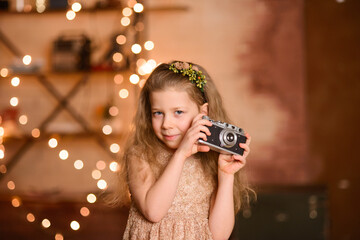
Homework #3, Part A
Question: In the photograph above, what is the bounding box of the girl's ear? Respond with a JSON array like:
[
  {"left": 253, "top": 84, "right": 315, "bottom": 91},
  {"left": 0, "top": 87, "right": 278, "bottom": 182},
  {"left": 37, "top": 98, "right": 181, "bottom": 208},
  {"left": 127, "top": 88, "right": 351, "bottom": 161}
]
[{"left": 200, "top": 103, "right": 208, "bottom": 115}]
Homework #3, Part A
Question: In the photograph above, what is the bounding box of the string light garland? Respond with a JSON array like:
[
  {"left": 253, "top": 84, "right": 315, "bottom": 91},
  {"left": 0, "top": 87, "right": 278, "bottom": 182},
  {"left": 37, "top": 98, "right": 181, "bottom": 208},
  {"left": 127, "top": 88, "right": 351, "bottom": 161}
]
[{"left": 0, "top": 1, "right": 157, "bottom": 238}]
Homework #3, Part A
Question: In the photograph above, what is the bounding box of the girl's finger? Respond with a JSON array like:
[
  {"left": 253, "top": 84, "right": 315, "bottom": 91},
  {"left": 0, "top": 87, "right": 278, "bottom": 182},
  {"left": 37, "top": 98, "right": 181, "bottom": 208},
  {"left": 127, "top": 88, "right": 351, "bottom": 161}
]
[
  {"left": 233, "top": 154, "right": 246, "bottom": 164},
  {"left": 192, "top": 113, "right": 206, "bottom": 125},
  {"left": 245, "top": 133, "right": 252, "bottom": 145},
  {"left": 240, "top": 143, "right": 250, "bottom": 154},
  {"left": 197, "top": 132, "right": 208, "bottom": 142},
  {"left": 197, "top": 144, "right": 210, "bottom": 152}
]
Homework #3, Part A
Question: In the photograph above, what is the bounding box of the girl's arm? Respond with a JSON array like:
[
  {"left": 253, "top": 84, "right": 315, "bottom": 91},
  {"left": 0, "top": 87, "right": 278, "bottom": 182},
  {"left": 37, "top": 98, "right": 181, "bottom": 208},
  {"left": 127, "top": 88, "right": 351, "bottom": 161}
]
[
  {"left": 127, "top": 150, "right": 187, "bottom": 223},
  {"left": 128, "top": 114, "right": 212, "bottom": 223},
  {"left": 208, "top": 134, "right": 251, "bottom": 240}
]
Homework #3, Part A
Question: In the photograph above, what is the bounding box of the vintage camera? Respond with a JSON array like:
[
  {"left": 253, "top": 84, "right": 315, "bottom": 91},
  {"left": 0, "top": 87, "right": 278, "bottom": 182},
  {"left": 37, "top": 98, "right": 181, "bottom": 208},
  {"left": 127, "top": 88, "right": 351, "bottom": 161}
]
[{"left": 198, "top": 116, "right": 247, "bottom": 155}]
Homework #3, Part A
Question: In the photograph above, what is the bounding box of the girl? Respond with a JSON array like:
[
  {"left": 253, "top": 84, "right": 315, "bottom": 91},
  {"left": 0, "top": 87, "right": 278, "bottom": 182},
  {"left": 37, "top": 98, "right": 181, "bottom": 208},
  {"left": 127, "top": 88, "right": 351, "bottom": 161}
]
[{"left": 116, "top": 61, "right": 254, "bottom": 240}]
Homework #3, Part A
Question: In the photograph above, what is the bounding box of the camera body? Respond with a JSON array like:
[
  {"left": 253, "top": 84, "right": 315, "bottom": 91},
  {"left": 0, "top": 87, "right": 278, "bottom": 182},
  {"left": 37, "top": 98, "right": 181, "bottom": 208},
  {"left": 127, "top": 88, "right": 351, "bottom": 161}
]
[{"left": 198, "top": 116, "right": 247, "bottom": 156}]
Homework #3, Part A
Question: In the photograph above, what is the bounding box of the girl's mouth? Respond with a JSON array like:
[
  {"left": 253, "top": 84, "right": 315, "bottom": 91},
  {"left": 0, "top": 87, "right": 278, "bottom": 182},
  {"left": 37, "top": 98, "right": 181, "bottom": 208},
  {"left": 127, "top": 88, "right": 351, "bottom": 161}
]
[{"left": 164, "top": 134, "right": 178, "bottom": 141}]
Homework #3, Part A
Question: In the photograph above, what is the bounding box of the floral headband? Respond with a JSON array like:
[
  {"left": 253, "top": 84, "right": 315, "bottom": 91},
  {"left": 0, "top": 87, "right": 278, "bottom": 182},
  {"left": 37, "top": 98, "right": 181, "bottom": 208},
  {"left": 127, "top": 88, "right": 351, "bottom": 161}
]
[{"left": 169, "top": 61, "right": 207, "bottom": 92}]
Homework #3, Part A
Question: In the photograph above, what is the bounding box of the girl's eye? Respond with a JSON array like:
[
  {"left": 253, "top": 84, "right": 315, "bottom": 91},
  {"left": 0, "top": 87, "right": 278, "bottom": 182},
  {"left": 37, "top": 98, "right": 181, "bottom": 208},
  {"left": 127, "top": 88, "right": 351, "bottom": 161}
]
[
  {"left": 175, "top": 110, "right": 184, "bottom": 115},
  {"left": 153, "top": 111, "right": 163, "bottom": 116}
]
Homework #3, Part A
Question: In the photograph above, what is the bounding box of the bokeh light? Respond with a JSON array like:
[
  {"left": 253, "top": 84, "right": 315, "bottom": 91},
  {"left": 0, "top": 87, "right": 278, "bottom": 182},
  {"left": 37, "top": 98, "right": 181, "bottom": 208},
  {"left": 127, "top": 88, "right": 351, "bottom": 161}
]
[
  {"left": 74, "top": 159, "right": 84, "bottom": 170},
  {"left": 11, "top": 77, "right": 20, "bottom": 87},
  {"left": 92, "top": 169, "right": 101, "bottom": 180},
  {"left": 119, "top": 89, "right": 129, "bottom": 99},
  {"left": 59, "top": 150, "right": 69, "bottom": 160},
  {"left": 80, "top": 207, "right": 90, "bottom": 217},
  {"left": 87, "top": 193, "right": 97, "bottom": 203},
  {"left": 19, "top": 115, "right": 28, "bottom": 125},
  {"left": 70, "top": 220, "right": 80, "bottom": 231},
  {"left": 22, "top": 55, "right": 32, "bottom": 65},
  {"left": 26, "top": 213, "right": 35, "bottom": 222},
  {"left": 116, "top": 35, "right": 127, "bottom": 45},
  {"left": 48, "top": 138, "right": 58, "bottom": 148},
  {"left": 96, "top": 160, "right": 106, "bottom": 170},
  {"left": 66, "top": 10, "right": 76, "bottom": 20},
  {"left": 133, "top": 3, "right": 144, "bottom": 13},
  {"left": 10, "top": 97, "right": 19, "bottom": 107},
  {"left": 144, "top": 41, "right": 154, "bottom": 50},
  {"left": 110, "top": 143, "right": 120, "bottom": 153}
]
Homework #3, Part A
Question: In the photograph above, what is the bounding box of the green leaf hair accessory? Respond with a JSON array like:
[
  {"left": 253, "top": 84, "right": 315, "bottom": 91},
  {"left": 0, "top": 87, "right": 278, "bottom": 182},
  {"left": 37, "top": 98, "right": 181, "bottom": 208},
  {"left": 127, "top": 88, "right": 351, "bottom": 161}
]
[{"left": 169, "top": 61, "right": 207, "bottom": 92}]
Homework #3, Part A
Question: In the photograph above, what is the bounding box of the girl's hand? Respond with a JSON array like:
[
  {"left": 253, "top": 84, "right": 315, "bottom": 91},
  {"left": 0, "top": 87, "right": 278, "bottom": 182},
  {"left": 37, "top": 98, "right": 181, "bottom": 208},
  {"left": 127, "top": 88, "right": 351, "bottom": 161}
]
[
  {"left": 218, "top": 133, "right": 251, "bottom": 175},
  {"left": 176, "top": 114, "right": 212, "bottom": 158}
]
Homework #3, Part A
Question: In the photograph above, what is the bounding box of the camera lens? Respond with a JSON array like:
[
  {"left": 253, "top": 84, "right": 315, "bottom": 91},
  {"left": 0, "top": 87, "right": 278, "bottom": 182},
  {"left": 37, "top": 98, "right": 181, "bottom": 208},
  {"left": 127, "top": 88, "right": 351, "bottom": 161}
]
[
  {"left": 220, "top": 130, "right": 237, "bottom": 148},
  {"left": 226, "top": 133, "right": 235, "bottom": 142}
]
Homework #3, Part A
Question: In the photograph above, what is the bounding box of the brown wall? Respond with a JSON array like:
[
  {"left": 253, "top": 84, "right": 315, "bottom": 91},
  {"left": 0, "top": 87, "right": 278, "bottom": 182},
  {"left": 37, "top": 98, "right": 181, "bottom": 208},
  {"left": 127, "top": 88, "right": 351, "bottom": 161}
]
[{"left": 305, "top": 0, "right": 360, "bottom": 239}]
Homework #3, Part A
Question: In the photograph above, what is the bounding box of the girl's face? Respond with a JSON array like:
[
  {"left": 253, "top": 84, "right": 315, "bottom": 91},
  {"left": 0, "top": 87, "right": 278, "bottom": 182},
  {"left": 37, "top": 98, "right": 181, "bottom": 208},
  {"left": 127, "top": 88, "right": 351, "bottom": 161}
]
[{"left": 150, "top": 88, "right": 200, "bottom": 150}]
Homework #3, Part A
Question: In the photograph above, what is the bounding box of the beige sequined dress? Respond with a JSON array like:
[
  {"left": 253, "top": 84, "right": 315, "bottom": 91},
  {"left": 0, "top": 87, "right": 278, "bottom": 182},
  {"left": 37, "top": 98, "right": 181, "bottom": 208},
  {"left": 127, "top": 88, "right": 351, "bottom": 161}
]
[{"left": 123, "top": 151, "right": 215, "bottom": 240}]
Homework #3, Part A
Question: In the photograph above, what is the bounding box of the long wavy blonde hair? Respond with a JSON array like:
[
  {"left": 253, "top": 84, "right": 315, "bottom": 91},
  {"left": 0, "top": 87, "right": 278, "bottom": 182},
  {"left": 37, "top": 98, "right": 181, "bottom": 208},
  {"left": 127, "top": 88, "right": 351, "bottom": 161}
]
[{"left": 113, "top": 61, "right": 254, "bottom": 213}]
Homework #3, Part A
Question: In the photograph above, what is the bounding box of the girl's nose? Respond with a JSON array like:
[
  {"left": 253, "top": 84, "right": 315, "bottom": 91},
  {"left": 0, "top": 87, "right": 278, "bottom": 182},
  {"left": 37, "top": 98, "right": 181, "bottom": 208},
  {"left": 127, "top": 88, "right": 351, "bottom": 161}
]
[{"left": 162, "top": 115, "right": 173, "bottom": 129}]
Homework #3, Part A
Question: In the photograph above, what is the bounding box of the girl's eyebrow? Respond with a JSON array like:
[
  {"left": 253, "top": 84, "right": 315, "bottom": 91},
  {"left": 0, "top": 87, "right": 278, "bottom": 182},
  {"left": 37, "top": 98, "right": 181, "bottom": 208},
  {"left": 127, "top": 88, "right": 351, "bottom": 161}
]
[{"left": 151, "top": 106, "right": 186, "bottom": 111}]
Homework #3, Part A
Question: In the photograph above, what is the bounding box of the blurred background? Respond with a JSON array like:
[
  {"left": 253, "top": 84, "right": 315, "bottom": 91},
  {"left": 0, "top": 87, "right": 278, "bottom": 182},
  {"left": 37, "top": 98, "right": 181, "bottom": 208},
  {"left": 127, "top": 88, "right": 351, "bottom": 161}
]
[{"left": 0, "top": 0, "right": 359, "bottom": 239}]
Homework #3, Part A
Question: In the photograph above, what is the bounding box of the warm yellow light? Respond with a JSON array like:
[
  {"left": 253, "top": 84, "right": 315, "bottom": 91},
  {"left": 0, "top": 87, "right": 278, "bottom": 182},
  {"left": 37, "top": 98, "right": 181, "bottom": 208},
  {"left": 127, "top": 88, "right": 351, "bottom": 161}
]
[
  {"left": 112, "top": 52, "right": 123, "bottom": 63},
  {"left": 74, "top": 160, "right": 84, "bottom": 170},
  {"left": 42, "top": 219, "right": 51, "bottom": 228},
  {"left": 19, "top": 115, "right": 28, "bottom": 125},
  {"left": 10, "top": 97, "right": 19, "bottom": 106},
  {"left": 110, "top": 143, "right": 120, "bottom": 153},
  {"left": 147, "top": 59, "right": 157, "bottom": 69},
  {"left": 11, "top": 197, "right": 21, "bottom": 207},
  {"left": 72, "top": 2, "right": 82, "bottom": 12},
  {"left": 121, "top": 17, "right": 131, "bottom": 26},
  {"left": 138, "top": 67, "right": 146, "bottom": 76},
  {"left": 22, "top": 55, "right": 32, "bottom": 65},
  {"left": 31, "top": 128, "right": 41, "bottom": 138},
  {"left": 119, "top": 89, "right": 129, "bottom": 99},
  {"left": 7, "top": 181, "right": 15, "bottom": 190},
  {"left": 36, "top": 5, "right": 46, "bottom": 13},
  {"left": 0, "top": 127, "right": 4, "bottom": 137},
  {"left": 116, "top": 35, "right": 127, "bottom": 45},
  {"left": 70, "top": 220, "right": 80, "bottom": 231},
  {"left": 144, "top": 41, "right": 154, "bottom": 51},
  {"left": 102, "top": 125, "right": 112, "bottom": 135},
  {"left": 114, "top": 74, "right": 123, "bottom": 84},
  {"left": 55, "top": 233, "right": 64, "bottom": 240},
  {"left": 131, "top": 44, "right": 142, "bottom": 54},
  {"left": 66, "top": 10, "right": 76, "bottom": 20},
  {"left": 59, "top": 150, "right": 69, "bottom": 160},
  {"left": 96, "top": 160, "right": 106, "bottom": 170},
  {"left": 109, "top": 161, "right": 120, "bottom": 172},
  {"left": 0, "top": 164, "right": 7, "bottom": 173},
  {"left": 136, "top": 58, "right": 146, "bottom": 67},
  {"left": 87, "top": 193, "right": 97, "bottom": 203},
  {"left": 80, "top": 207, "right": 90, "bottom": 217},
  {"left": 26, "top": 213, "right": 35, "bottom": 222},
  {"left": 0, "top": 149, "right": 4, "bottom": 159},
  {"left": 122, "top": 7, "right": 133, "bottom": 16},
  {"left": 109, "top": 106, "right": 119, "bottom": 117},
  {"left": 91, "top": 169, "right": 101, "bottom": 180},
  {"left": 129, "top": 74, "right": 140, "bottom": 84},
  {"left": 0, "top": 68, "right": 9, "bottom": 77},
  {"left": 48, "top": 138, "right": 58, "bottom": 148},
  {"left": 11, "top": 77, "right": 20, "bottom": 87},
  {"left": 97, "top": 179, "right": 108, "bottom": 190},
  {"left": 133, "top": 3, "right": 144, "bottom": 13},
  {"left": 127, "top": 0, "right": 137, "bottom": 8},
  {"left": 139, "top": 61, "right": 154, "bottom": 75}
]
